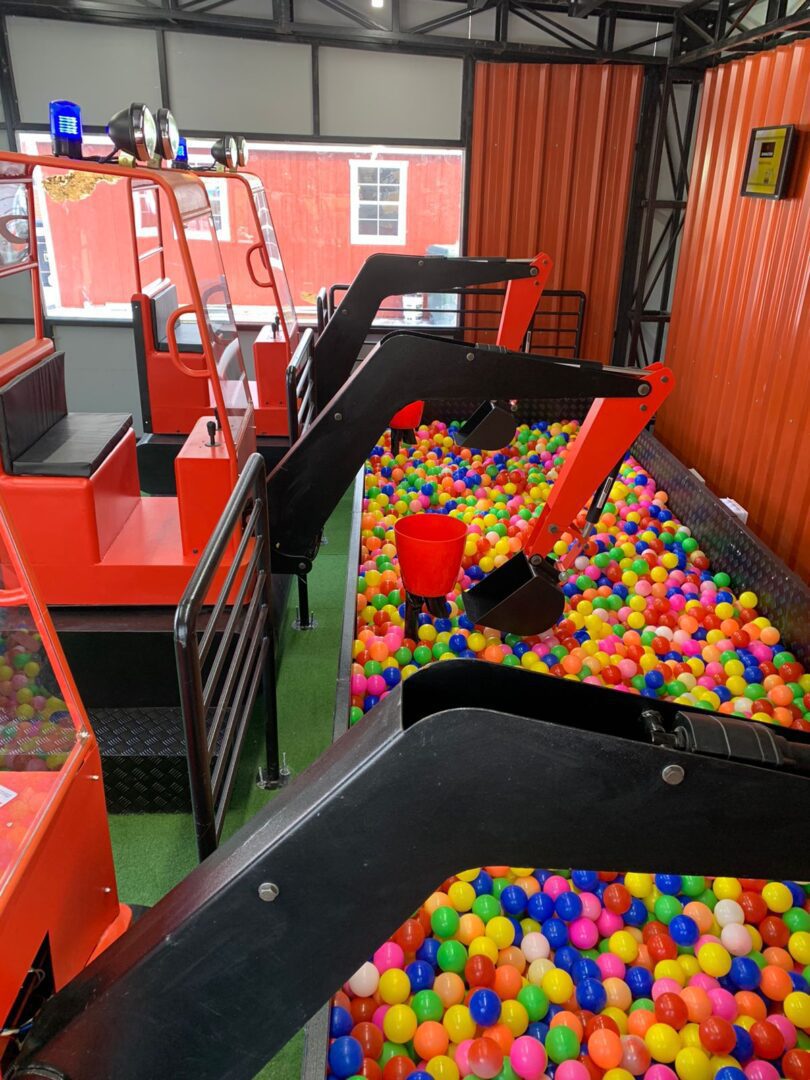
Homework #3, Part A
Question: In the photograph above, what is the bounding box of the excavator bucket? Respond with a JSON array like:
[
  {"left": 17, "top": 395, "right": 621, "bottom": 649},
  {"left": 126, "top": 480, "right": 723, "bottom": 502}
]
[
  {"left": 462, "top": 550, "right": 565, "bottom": 635},
  {"left": 457, "top": 401, "right": 517, "bottom": 450}
]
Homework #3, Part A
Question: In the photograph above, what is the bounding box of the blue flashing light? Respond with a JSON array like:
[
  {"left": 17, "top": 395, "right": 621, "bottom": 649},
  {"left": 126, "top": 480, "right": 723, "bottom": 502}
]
[
  {"left": 175, "top": 137, "right": 189, "bottom": 167},
  {"left": 49, "top": 100, "right": 83, "bottom": 159}
]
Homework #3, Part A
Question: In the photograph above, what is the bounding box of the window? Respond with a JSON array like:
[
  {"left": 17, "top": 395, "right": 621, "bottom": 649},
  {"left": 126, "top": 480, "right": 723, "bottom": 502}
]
[
  {"left": 188, "top": 178, "right": 230, "bottom": 241},
  {"left": 350, "top": 160, "right": 407, "bottom": 245}
]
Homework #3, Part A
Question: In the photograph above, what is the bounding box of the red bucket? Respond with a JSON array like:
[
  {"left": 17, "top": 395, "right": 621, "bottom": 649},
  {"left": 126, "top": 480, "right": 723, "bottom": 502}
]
[
  {"left": 390, "top": 400, "right": 424, "bottom": 430},
  {"left": 395, "top": 513, "right": 467, "bottom": 598}
]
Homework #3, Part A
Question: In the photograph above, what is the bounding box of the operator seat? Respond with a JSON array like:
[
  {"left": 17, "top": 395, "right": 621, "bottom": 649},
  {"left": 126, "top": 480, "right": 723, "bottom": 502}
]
[{"left": 0, "top": 350, "right": 132, "bottom": 478}]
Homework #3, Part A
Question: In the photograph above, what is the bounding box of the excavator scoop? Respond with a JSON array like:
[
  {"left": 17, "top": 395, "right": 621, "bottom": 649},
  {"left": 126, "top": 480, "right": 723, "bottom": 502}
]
[
  {"left": 462, "top": 551, "right": 565, "bottom": 635},
  {"left": 457, "top": 401, "right": 517, "bottom": 450}
]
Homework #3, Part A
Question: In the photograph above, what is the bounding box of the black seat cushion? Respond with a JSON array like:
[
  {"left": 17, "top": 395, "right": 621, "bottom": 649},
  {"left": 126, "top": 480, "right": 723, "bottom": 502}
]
[
  {"left": 13, "top": 413, "right": 133, "bottom": 478},
  {"left": 0, "top": 351, "right": 67, "bottom": 473}
]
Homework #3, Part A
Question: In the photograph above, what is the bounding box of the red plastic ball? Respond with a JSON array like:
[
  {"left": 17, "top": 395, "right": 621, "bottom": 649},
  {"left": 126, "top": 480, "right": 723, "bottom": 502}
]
[
  {"left": 394, "top": 918, "right": 425, "bottom": 955},
  {"left": 603, "top": 884, "right": 632, "bottom": 915},
  {"left": 655, "top": 992, "right": 689, "bottom": 1031},
  {"left": 699, "top": 1017, "right": 736, "bottom": 1055},
  {"left": 739, "top": 891, "right": 768, "bottom": 923},
  {"left": 759, "top": 916, "right": 790, "bottom": 948},
  {"left": 647, "top": 934, "right": 678, "bottom": 962},
  {"left": 783, "top": 1050, "right": 810, "bottom": 1080},
  {"left": 465, "top": 955, "right": 496, "bottom": 988},
  {"left": 353, "top": 1022, "right": 384, "bottom": 1060},
  {"left": 467, "top": 1037, "right": 504, "bottom": 1080},
  {"left": 749, "top": 1020, "right": 785, "bottom": 1060}
]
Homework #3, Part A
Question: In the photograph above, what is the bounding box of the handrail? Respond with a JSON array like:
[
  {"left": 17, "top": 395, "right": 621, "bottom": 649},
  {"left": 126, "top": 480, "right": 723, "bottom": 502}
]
[
  {"left": 285, "top": 327, "right": 316, "bottom": 445},
  {"left": 174, "top": 453, "right": 280, "bottom": 861}
]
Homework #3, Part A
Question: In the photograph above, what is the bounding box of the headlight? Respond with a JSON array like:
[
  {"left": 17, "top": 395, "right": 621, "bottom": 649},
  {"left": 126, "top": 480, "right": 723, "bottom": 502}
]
[
  {"left": 156, "top": 108, "right": 180, "bottom": 161},
  {"left": 211, "top": 135, "right": 238, "bottom": 170},
  {"left": 107, "top": 103, "right": 157, "bottom": 163},
  {"left": 235, "top": 136, "right": 249, "bottom": 167}
]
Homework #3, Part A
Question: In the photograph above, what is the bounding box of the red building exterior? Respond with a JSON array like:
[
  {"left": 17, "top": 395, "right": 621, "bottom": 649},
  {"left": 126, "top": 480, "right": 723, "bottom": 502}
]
[{"left": 26, "top": 137, "right": 464, "bottom": 319}]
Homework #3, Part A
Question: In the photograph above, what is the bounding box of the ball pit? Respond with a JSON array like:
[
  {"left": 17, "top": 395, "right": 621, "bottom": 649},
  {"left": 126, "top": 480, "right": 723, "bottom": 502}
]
[
  {"left": 0, "top": 625, "right": 75, "bottom": 880},
  {"left": 332, "top": 419, "right": 810, "bottom": 1079},
  {"left": 351, "top": 420, "right": 809, "bottom": 729},
  {"left": 328, "top": 870, "right": 810, "bottom": 1080}
]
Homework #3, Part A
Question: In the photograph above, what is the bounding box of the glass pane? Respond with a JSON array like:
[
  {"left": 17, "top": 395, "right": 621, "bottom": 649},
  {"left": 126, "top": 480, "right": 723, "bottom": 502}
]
[
  {"left": 358, "top": 204, "right": 377, "bottom": 220},
  {"left": 379, "top": 185, "right": 400, "bottom": 202},
  {"left": 378, "top": 168, "right": 400, "bottom": 185},
  {"left": 358, "top": 220, "right": 378, "bottom": 235},
  {"left": 379, "top": 220, "right": 398, "bottom": 236},
  {"left": 358, "top": 185, "right": 378, "bottom": 201},
  {"left": 0, "top": 525, "right": 85, "bottom": 893},
  {"left": 249, "top": 184, "right": 298, "bottom": 335},
  {"left": 379, "top": 205, "right": 399, "bottom": 221},
  {"left": 357, "top": 167, "right": 378, "bottom": 184}
]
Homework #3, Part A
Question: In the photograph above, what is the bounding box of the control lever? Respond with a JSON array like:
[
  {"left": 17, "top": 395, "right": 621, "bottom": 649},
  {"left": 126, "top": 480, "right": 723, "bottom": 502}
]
[{"left": 206, "top": 420, "right": 217, "bottom": 447}]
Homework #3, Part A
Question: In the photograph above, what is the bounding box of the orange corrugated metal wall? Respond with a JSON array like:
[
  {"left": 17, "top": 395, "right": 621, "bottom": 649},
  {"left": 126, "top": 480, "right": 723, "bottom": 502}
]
[
  {"left": 659, "top": 41, "right": 810, "bottom": 580},
  {"left": 467, "top": 62, "right": 643, "bottom": 363}
]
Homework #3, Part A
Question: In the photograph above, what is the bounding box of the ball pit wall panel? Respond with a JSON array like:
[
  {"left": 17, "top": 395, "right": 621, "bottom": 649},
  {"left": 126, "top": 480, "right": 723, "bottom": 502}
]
[
  {"left": 661, "top": 40, "right": 810, "bottom": 581},
  {"left": 467, "top": 62, "right": 643, "bottom": 364}
]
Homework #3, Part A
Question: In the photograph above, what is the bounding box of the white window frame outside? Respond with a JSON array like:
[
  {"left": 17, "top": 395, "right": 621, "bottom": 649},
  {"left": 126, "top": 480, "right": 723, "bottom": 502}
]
[
  {"left": 349, "top": 159, "right": 408, "bottom": 246},
  {"left": 187, "top": 177, "right": 231, "bottom": 242}
]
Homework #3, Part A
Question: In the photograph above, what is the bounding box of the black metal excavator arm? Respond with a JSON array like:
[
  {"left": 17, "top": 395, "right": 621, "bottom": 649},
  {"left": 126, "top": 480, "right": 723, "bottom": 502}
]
[
  {"left": 10, "top": 662, "right": 810, "bottom": 1080},
  {"left": 312, "top": 254, "right": 546, "bottom": 410},
  {"left": 268, "top": 330, "right": 658, "bottom": 576}
]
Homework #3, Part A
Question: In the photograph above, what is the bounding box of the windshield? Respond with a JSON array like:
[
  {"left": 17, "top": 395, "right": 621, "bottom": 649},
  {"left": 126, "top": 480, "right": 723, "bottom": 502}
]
[{"left": 246, "top": 176, "right": 298, "bottom": 336}]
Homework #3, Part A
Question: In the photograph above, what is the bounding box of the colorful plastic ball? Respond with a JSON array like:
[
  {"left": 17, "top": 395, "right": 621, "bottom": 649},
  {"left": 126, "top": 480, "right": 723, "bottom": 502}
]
[
  {"left": 467, "top": 1037, "right": 504, "bottom": 1080},
  {"left": 330, "top": 1037, "right": 365, "bottom": 1078},
  {"left": 783, "top": 1049, "right": 810, "bottom": 1080},
  {"left": 674, "top": 1047, "right": 711, "bottom": 1080},
  {"left": 749, "top": 1020, "right": 785, "bottom": 1060},
  {"left": 384, "top": 1005, "right": 418, "bottom": 1044},
  {"left": 425, "top": 1055, "right": 459, "bottom": 1080},
  {"left": 350, "top": 962, "right": 381, "bottom": 998},
  {"left": 380, "top": 969, "right": 411, "bottom": 1005},
  {"left": 332, "top": 1006, "right": 354, "bottom": 1038},
  {"left": 588, "top": 1029, "right": 623, "bottom": 1069},
  {"left": 621, "top": 1034, "right": 652, "bottom": 1074},
  {"left": 698, "top": 1017, "right": 736, "bottom": 1055},
  {"left": 542, "top": 968, "right": 575, "bottom": 1005},
  {"left": 546, "top": 1025, "right": 581, "bottom": 1064},
  {"left": 413, "top": 1022, "right": 449, "bottom": 1061},
  {"left": 437, "top": 941, "right": 467, "bottom": 974},
  {"left": 470, "top": 988, "right": 502, "bottom": 1028},
  {"left": 443, "top": 1004, "right": 476, "bottom": 1043},
  {"left": 697, "top": 944, "right": 732, "bottom": 978},
  {"left": 784, "top": 991, "right": 810, "bottom": 1029},
  {"left": 645, "top": 1023, "right": 682, "bottom": 1063},
  {"left": 412, "top": 990, "right": 445, "bottom": 1024},
  {"left": 510, "top": 1036, "right": 547, "bottom": 1080},
  {"left": 670, "top": 916, "right": 700, "bottom": 947}
]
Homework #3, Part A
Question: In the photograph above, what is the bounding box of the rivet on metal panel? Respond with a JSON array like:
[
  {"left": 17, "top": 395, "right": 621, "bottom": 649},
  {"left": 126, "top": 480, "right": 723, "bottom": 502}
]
[
  {"left": 662, "top": 764, "right": 685, "bottom": 785},
  {"left": 466, "top": 352, "right": 474, "bottom": 361},
  {"left": 258, "top": 882, "right": 280, "bottom": 902}
]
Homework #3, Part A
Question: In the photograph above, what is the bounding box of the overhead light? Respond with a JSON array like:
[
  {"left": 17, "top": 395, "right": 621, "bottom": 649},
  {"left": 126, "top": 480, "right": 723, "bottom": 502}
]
[
  {"left": 235, "top": 135, "right": 249, "bottom": 167},
  {"left": 156, "top": 108, "right": 180, "bottom": 161},
  {"left": 371, "top": 0, "right": 384, "bottom": 7},
  {"left": 49, "top": 100, "right": 84, "bottom": 160},
  {"left": 107, "top": 103, "right": 157, "bottom": 163},
  {"left": 211, "top": 135, "right": 238, "bottom": 170}
]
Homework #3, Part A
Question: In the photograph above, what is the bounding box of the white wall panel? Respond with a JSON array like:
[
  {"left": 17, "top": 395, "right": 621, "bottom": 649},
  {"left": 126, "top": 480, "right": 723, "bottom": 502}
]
[
  {"left": 8, "top": 18, "right": 161, "bottom": 125},
  {"left": 319, "top": 48, "right": 463, "bottom": 139},
  {"left": 55, "top": 325, "right": 144, "bottom": 434},
  {"left": 165, "top": 33, "right": 313, "bottom": 134}
]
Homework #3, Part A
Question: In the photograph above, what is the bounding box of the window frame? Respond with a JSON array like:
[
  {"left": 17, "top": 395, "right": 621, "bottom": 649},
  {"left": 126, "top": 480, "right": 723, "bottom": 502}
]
[{"left": 349, "top": 159, "right": 408, "bottom": 246}]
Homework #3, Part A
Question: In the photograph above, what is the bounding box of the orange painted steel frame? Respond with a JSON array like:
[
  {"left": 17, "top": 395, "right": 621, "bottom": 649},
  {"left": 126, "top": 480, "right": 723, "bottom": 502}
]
[
  {"left": 0, "top": 504, "right": 129, "bottom": 1069},
  {"left": 389, "top": 251, "right": 553, "bottom": 430},
  {"left": 524, "top": 363, "right": 674, "bottom": 562},
  {"left": 132, "top": 169, "right": 297, "bottom": 437},
  {"left": 0, "top": 151, "right": 255, "bottom": 606}
]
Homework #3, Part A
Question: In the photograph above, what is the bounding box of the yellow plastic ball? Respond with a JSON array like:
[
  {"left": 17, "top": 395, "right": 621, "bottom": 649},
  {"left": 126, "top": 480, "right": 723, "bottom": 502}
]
[
  {"left": 379, "top": 968, "right": 411, "bottom": 1004},
  {"left": 738, "top": 591, "right": 758, "bottom": 609},
  {"left": 603, "top": 1007, "right": 629, "bottom": 1035},
  {"left": 645, "top": 1023, "right": 682, "bottom": 1063},
  {"left": 456, "top": 868, "right": 480, "bottom": 882},
  {"left": 542, "top": 967, "right": 574, "bottom": 1005},
  {"left": 681, "top": 1024, "right": 702, "bottom": 1049},
  {"left": 384, "top": 1004, "right": 418, "bottom": 1043},
  {"left": 500, "top": 999, "right": 529, "bottom": 1037},
  {"left": 442, "top": 1004, "right": 476, "bottom": 1043},
  {"left": 655, "top": 960, "right": 687, "bottom": 986},
  {"left": 625, "top": 873, "right": 654, "bottom": 898},
  {"left": 709, "top": 1058, "right": 740, "bottom": 1078},
  {"left": 697, "top": 943, "right": 732, "bottom": 978},
  {"left": 604, "top": 1071, "right": 634, "bottom": 1080},
  {"left": 762, "top": 881, "right": 792, "bottom": 913},
  {"left": 610, "top": 930, "right": 639, "bottom": 963},
  {"left": 712, "top": 878, "right": 742, "bottom": 901},
  {"left": 426, "top": 1055, "right": 460, "bottom": 1080},
  {"left": 789, "top": 931, "right": 810, "bottom": 965},
  {"left": 675, "top": 1046, "right": 711, "bottom": 1080},
  {"left": 469, "top": 936, "right": 499, "bottom": 963},
  {"left": 448, "top": 881, "right": 476, "bottom": 912},
  {"left": 486, "top": 915, "right": 516, "bottom": 949},
  {"left": 783, "top": 990, "right": 810, "bottom": 1028}
]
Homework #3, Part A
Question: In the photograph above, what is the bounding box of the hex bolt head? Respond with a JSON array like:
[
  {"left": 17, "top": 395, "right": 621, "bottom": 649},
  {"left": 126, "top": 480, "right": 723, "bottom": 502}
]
[
  {"left": 662, "top": 764, "right": 685, "bottom": 785},
  {"left": 258, "top": 882, "right": 280, "bottom": 902}
]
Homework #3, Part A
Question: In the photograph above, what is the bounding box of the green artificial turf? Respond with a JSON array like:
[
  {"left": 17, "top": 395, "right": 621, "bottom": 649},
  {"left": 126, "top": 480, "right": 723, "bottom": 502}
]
[{"left": 107, "top": 488, "right": 355, "bottom": 1079}]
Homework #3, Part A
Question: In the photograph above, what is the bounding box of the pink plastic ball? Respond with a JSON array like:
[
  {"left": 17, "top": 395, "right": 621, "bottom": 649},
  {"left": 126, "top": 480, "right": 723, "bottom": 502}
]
[
  {"left": 510, "top": 1035, "right": 547, "bottom": 1080},
  {"left": 597, "top": 910, "right": 624, "bottom": 937},
  {"left": 456, "top": 1039, "right": 473, "bottom": 1077},
  {"left": 708, "top": 988, "right": 737, "bottom": 1021},
  {"left": 373, "top": 941, "right": 404, "bottom": 974},
  {"left": 597, "top": 953, "right": 626, "bottom": 980},
  {"left": 744, "top": 1062, "right": 780, "bottom": 1080},
  {"left": 556, "top": 1062, "right": 589, "bottom": 1080},
  {"left": 767, "top": 1014, "right": 796, "bottom": 1050},
  {"left": 652, "top": 979, "right": 682, "bottom": 1000},
  {"left": 569, "top": 918, "right": 599, "bottom": 950},
  {"left": 372, "top": 1004, "right": 389, "bottom": 1029},
  {"left": 543, "top": 875, "right": 570, "bottom": 899},
  {"left": 579, "top": 893, "right": 602, "bottom": 921},
  {"left": 646, "top": 1066, "right": 678, "bottom": 1080}
]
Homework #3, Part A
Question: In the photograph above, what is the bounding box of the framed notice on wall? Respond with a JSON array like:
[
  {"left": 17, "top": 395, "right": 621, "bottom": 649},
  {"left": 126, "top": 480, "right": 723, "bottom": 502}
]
[{"left": 741, "top": 125, "right": 797, "bottom": 198}]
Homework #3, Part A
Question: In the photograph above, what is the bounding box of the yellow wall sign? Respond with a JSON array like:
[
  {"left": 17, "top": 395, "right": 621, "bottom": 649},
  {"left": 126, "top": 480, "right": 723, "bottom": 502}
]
[{"left": 741, "top": 125, "right": 797, "bottom": 198}]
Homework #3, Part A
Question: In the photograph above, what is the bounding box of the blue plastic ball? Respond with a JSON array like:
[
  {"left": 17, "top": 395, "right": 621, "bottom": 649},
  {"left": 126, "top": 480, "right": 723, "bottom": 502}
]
[
  {"left": 501, "top": 885, "right": 528, "bottom": 916},
  {"left": 655, "top": 874, "right": 682, "bottom": 895},
  {"left": 669, "top": 914, "right": 699, "bottom": 946},
  {"left": 416, "top": 937, "right": 440, "bottom": 966},
  {"left": 626, "top": 965, "right": 654, "bottom": 998},
  {"left": 730, "top": 957, "right": 760, "bottom": 990},
  {"left": 406, "top": 960, "right": 435, "bottom": 992},
  {"left": 576, "top": 978, "right": 607, "bottom": 1012},
  {"left": 528, "top": 893, "right": 554, "bottom": 923},
  {"left": 469, "top": 988, "right": 502, "bottom": 1027},
  {"left": 555, "top": 891, "right": 583, "bottom": 922},
  {"left": 543, "top": 918, "right": 568, "bottom": 948},
  {"left": 329, "top": 1006, "right": 353, "bottom": 1038},
  {"left": 328, "top": 1036, "right": 363, "bottom": 1078}
]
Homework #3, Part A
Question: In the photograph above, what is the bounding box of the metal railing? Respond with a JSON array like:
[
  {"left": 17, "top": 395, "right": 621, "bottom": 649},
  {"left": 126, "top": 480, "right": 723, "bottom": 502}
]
[
  {"left": 284, "top": 327, "right": 318, "bottom": 629},
  {"left": 327, "top": 284, "right": 587, "bottom": 357},
  {"left": 285, "top": 327, "right": 317, "bottom": 445},
  {"left": 174, "top": 452, "right": 280, "bottom": 861}
]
